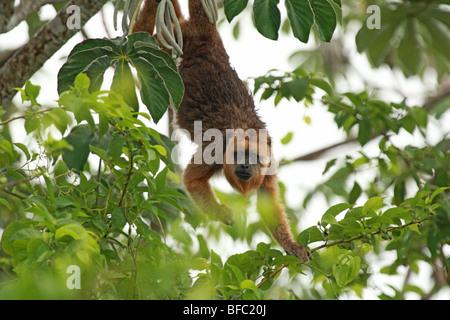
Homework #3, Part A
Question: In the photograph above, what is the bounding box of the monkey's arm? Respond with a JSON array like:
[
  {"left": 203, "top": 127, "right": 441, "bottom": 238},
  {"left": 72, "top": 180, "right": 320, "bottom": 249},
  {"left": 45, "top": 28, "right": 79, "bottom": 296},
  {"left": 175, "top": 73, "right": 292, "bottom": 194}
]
[
  {"left": 257, "top": 175, "right": 309, "bottom": 262},
  {"left": 183, "top": 162, "right": 234, "bottom": 225}
]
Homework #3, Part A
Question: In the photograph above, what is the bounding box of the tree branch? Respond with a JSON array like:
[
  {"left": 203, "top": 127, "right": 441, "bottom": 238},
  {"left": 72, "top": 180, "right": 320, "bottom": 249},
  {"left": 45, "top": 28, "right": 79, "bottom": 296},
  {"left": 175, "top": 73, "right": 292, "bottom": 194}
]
[
  {"left": 309, "top": 216, "right": 433, "bottom": 253},
  {"left": 0, "top": 0, "right": 108, "bottom": 108},
  {"left": 0, "top": 172, "right": 43, "bottom": 190},
  {"left": 117, "top": 151, "right": 134, "bottom": 208},
  {"left": 256, "top": 215, "right": 434, "bottom": 288},
  {"left": 0, "top": 0, "right": 14, "bottom": 34},
  {"left": 281, "top": 137, "right": 359, "bottom": 164},
  {"left": 284, "top": 85, "right": 450, "bottom": 164},
  {"left": 5, "top": 0, "right": 67, "bottom": 33},
  {"left": 0, "top": 108, "right": 53, "bottom": 126}
]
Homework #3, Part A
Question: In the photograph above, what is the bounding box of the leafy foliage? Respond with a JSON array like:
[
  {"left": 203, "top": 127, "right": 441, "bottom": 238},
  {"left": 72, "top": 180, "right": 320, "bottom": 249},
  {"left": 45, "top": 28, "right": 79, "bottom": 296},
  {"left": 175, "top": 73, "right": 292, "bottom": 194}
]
[
  {"left": 0, "top": 0, "right": 449, "bottom": 300},
  {"left": 224, "top": 0, "right": 340, "bottom": 42},
  {"left": 356, "top": 0, "right": 450, "bottom": 78},
  {"left": 58, "top": 32, "right": 184, "bottom": 123}
]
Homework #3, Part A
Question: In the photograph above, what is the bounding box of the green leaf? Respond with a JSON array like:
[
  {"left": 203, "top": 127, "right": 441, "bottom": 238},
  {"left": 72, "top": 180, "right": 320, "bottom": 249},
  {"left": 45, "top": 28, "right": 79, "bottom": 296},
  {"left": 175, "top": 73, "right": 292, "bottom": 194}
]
[
  {"left": 280, "top": 132, "right": 293, "bottom": 145},
  {"left": 420, "top": 15, "right": 450, "bottom": 59},
  {"left": 357, "top": 118, "right": 371, "bottom": 146},
  {"left": 23, "top": 80, "right": 41, "bottom": 105},
  {"left": 126, "top": 32, "right": 160, "bottom": 51},
  {"left": 309, "top": 0, "right": 337, "bottom": 42},
  {"left": 63, "top": 125, "right": 94, "bottom": 172},
  {"left": 14, "top": 143, "right": 31, "bottom": 161},
  {"left": 240, "top": 279, "right": 257, "bottom": 292},
  {"left": 108, "top": 133, "right": 126, "bottom": 161},
  {"left": 111, "top": 207, "right": 127, "bottom": 231},
  {"left": 282, "top": 77, "right": 309, "bottom": 102},
  {"left": 322, "top": 158, "right": 337, "bottom": 175},
  {"left": 349, "top": 181, "right": 362, "bottom": 204},
  {"left": 270, "top": 255, "right": 301, "bottom": 266},
  {"left": 355, "top": 10, "right": 402, "bottom": 67},
  {"left": 256, "top": 242, "right": 271, "bottom": 257},
  {"left": 57, "top": 38, "right": 118, "bottom": 94},
  {"left": 430, "top": 187, "right": 449, "bottom": 203},
  {"left": 253, "top": 0, "right": 281, "bottom": 40},
  {"left": 398, "top": 18, "right": 423, "bottom": 75},
  {"left": 228, "top": 264, "right": 245, "bottom": 284},
  {"left": 0, "top": 198, "right": 11, "bottom": 210},
  {"left": 90, "top": 145, "right": 109, "bottom": 161},
  {"left": 111, "top": 58, "right": 139, "bottom": 112},
  {"left": 1, "top": 220, "right": 43, "bottom": 258},
  {"left": 45, "top": 108, "right": 71, "bottom": 135},
  {"left": 285, "top": 0, "right": 314, "bottom": 43},
  {"left": 410, "top": 106, "right": 428, "bottom": 128},
  {"left": 363, "top": 197, "right": 383, "bottom": 214},
  {"left": 224, "top": 0, "right": 249, "bottom": 22},
  {"left": 333, "top": 255, "right": 360, "bottom": 287},
  {"left": 55, "top": 223, "right": 87, "bottom": 243},
  {"left": 58, "top": 47, "right": 114, "bottom": 94},
  {"left": 321, "top": 203, "right": 353, "bottom": 226},
  {"left": 155, "top": 166, "right": 168, "bottom": 190},
  {"left": 130, "top": 48, "right": 184, "bottom": 123},
  {"left": 297, "top": 226, "right": 324, "bottom": 246}
]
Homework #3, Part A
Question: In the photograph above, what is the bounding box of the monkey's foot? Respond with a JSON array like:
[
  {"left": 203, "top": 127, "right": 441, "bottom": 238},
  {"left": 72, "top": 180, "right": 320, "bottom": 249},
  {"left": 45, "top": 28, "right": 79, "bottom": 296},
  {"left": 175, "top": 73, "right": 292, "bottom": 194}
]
[
  {"left": 285, "top": 242, "right": 310, "bottom": 262},
  {"left": 215, "top": 204, "right": 235, "bottom": 226}
]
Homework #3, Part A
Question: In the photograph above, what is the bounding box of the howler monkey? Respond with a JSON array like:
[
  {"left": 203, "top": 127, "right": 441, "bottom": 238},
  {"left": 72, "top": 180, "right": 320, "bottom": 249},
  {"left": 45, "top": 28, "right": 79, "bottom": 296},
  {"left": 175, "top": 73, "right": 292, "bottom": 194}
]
[{"left": 133, "top": 0, "right": 309, "bottom": 261}]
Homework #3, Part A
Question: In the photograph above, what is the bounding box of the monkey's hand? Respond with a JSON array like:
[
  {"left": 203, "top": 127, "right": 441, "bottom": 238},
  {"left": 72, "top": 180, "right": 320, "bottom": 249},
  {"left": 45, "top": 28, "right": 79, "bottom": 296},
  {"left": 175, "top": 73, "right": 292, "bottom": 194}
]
[
  {"left": 285, "top": 242, "right": 310, "bottom": 262},
  {"left": 214, "top": 204, "right": 235, "bottom": 226}
]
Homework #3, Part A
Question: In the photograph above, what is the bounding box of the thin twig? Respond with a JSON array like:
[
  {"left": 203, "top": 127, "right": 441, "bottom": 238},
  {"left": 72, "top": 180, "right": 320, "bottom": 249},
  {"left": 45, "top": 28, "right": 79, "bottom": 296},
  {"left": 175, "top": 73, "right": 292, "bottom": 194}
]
[
  {"left": 255, "top": 215, "right": 434, "bottom": 288},
  {"left": 256, "top": 264, "right": 289, "bottom": 289},
  {"left": 0, "top": 172, "right": 43, "bottom": 189},
  {"left": 117, "top": 151, "right": 134, "bottom": 207},
  {"left": 309, "top": 215, "right": 433, "bottom": 253},
  {"left": 0, "top": 108, "right": 52, "bottom": 126},
  {"left": 281, "top": 137, "right": 359, "bottom": 164}
]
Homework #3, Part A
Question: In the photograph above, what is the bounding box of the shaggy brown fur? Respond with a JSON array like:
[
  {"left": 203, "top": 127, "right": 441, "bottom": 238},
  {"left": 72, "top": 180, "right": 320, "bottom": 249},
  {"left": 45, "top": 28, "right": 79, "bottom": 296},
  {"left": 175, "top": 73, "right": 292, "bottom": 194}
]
[{"left": 133, "top": 0, "right": 308, "bottom": 261}]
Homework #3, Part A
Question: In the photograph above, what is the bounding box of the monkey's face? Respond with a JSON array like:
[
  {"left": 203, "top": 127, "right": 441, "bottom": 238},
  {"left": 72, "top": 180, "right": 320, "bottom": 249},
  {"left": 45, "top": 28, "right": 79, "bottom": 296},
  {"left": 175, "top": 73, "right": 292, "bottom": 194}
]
[{"left": 223, "top": 132, "right": 272, "bottom": 196}]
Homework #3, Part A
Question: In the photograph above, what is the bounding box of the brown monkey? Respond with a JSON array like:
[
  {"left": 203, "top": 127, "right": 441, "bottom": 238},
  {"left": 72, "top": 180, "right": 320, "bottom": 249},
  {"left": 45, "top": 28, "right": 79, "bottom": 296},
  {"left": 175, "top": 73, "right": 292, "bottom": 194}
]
[{"left": 133, "top": 0, "right": 309, "bottom": 261}]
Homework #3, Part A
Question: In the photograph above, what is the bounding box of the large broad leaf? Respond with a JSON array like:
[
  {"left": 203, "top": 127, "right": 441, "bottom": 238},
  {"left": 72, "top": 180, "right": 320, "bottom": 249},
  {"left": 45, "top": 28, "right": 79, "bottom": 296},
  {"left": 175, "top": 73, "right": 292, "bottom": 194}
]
[
  {"left": 356, "top": 15, "right": 402, "bottom": 67},
  {"left": 111, "top": 59, "right": 139, "bottom": 112},
  {"left": 63, "top": 125, "right": 94, "bottom": 172},
  {"left": 130, "top": 47, "right": 184, "bottom": 123},
  {"left": 224, "top": 0, "right": 249, "bottom": 22},
  {"left": 253, "top": 0, "right": 281, "bottom": 40},
  {"left": 58, "top": 33, "right": 184, "bottom": 124},
  {"left": 57, "top": 38, "right": 118, "bottom": 94},
  {"left": 309, "top": 0, "right": 337, "bottom": 42},
  {"left": 284, "top": 0, "right": 338, "bottom": 43},
  {"left": 420, "top": 15, "right": 450, "bottom": 59},
  {"left": 131, "top": 56, "right": 171, "bottom": 124},
  {"left": 285, "top": 0, "right": 314, "bottom": 43},
  {"left": 398, "top": 18, "right": 423, "bottom": 75}
]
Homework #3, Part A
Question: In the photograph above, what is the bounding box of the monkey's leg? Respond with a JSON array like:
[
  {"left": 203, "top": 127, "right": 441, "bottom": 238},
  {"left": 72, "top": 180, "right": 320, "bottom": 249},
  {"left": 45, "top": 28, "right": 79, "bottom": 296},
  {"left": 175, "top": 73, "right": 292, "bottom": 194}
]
[
  {"left": 183, "top": 161, "right": 234, "bottom": 225},
  {"left": 257, "top": 175, "right": 309, "bottom": 262}
]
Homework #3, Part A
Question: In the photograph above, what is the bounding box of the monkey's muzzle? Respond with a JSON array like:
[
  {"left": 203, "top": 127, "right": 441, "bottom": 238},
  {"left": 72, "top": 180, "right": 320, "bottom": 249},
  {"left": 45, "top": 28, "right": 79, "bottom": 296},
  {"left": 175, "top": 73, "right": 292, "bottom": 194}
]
[{"left": 235, "top": 165, "right": 252, "bottom": 181}]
